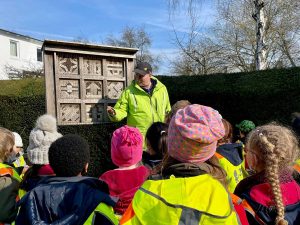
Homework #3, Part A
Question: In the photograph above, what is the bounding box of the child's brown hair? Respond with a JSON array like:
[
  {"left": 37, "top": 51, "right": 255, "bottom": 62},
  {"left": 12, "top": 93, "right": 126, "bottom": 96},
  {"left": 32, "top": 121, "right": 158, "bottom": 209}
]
[
  {"left": 0, "top": 127, "right": 15, "bottom": 163},
  {"left": 246, "top": 123, "right": 299, "bottom": 225},
  {"left": 165, "top": 100, "right": 191, "bottom": 124},
  {"left": 218, "top": 119, "right": 233, "bottom": 145}
]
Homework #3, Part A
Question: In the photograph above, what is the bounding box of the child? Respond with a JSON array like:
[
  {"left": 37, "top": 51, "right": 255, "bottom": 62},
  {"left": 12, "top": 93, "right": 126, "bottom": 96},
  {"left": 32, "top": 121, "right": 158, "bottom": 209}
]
[
  {"left": 216, "top": 119, "right": 246, "bottom": 192},
  {"left": 9, "top": 132, "right": 28, "bottom": 175},
  {"left": 16, "top": 134, "right": 118, "bottom": 225},
  {"left": 235, "top": 120, "right": 256, "bottom": 144},
  {"left": 0, "top": 127, "right": 21, "bottom": 224},
  {"left": 121, "top": 105, "right": 244, "bottom": 225},
  {"left": 20, "top": 114, "right": 61, "bottom": 193},
  {"left": 100, "top": 125, "right": 150, "bottom": 215},
  {"left": 142, "top": 122, "right": 168, "bottom": 174},
  {"left": 165, "top": 100, "right": 191, "bottom": 124},
  {"left": 234, "top": 123, "right": 300, "bottom": 225}
]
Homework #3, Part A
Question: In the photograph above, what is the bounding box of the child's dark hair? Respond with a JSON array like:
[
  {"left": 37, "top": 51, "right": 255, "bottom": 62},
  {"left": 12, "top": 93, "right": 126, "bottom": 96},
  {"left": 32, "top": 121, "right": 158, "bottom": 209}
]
[
  {"left": 49, "top": 134, "right": 90, "bottom": 177},
  {"left": 19, "top": 165, "right": 44, "bottom": 191},
  {"left": 291, "top": 112, "right": 300, "bottom": 139},
  {"left": 146, "top": 122, "right": 168, "bottom": 158}
]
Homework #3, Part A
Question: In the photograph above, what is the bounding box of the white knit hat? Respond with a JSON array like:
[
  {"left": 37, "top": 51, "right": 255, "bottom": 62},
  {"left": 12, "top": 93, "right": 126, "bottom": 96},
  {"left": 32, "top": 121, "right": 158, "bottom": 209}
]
[
  {"left": 13, "top": 132, "right": 23, "bottom": 147},
  {"left": 27, "top": 114, "right": 62, "bottom": 165}
]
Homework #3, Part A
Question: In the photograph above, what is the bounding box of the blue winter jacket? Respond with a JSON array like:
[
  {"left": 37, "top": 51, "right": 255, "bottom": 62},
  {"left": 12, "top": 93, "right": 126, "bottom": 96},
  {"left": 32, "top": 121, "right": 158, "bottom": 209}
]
[{"left": 16, "top": 176, "right": 118, "bottom": 225}]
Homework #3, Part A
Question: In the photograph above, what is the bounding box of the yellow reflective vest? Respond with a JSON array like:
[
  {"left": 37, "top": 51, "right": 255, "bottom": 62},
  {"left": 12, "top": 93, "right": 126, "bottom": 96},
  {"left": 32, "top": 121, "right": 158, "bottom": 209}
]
[
  {"left": 0, "top": 163, "right": 21, "bottom": 224},
  {"left": 0, "top": 163, "right": 21, "bottom": 182},
  {"left": 295, "top": 159, "right": 300, "bottom": 167},
  {"left": 215, "top": 152, "right": 245, "bottom": 193},
  {"left": 12, "top": 154, "right": 26, "bottom": 168},
  {"left": 85, "top": 202, "right": 118, "bottom": 225},
  {"left": 108, "top": 77, "right": 171, "bottom": 147},
  {"left": 120, "top": 174, "right": 241, "bottom": 225}
]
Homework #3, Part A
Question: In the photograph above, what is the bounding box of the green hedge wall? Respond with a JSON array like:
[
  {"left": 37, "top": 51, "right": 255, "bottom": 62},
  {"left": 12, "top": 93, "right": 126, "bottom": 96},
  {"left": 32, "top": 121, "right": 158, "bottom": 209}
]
[
  {"left": 1, "top": 67, "right": 300, "bottom": 176},
  {"left": 159, "top": 67, "right": 300, "bottom": 125}
]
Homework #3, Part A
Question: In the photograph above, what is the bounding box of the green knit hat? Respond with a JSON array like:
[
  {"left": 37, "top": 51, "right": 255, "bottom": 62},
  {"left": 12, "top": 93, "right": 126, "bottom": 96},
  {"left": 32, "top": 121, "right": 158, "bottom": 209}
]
[{"left": 236, "top": 120, "right": 255, "bottom": 133}]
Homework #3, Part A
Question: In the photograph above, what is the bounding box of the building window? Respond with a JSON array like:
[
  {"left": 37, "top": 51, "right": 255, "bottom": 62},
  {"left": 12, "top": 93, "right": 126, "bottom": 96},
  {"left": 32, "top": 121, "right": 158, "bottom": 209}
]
[
  {"left": 37, "top": 48, "right": 42, "bottom": 62},
  {"left": 10, "top": 40, "right": 18, "bottom": 57}
]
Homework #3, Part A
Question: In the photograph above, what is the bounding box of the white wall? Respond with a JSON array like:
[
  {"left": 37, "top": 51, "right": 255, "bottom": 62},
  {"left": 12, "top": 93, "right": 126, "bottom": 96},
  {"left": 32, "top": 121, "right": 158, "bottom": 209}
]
[{"left": 0, "top": 31, "right": 43, "bottom": 79}]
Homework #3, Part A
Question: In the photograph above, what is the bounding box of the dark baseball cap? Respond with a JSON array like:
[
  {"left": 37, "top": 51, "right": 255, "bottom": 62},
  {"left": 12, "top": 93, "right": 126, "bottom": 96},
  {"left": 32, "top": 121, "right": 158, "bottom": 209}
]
[{"left": 133, "top": 62, "right": 152, "bottom": 75}]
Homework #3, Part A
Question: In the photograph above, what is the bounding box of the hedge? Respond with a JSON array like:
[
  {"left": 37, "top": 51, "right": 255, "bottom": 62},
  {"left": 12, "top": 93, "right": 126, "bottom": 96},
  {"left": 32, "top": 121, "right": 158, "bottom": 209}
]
[
  {"left": 159, "top": 67, "right": 300, "bottom": 125},
  {"left": 0, "top": 67, "right": 300, "bottom": 176}
]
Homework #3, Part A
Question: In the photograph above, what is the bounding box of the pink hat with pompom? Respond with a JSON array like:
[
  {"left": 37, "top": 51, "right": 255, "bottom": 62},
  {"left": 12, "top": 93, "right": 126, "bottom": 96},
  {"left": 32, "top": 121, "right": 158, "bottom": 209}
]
[
  {"left": 168, "top": 104, "right": 225, "bottom": 163},
  {"left": 111, "top": 125, "right": 143, "bottom": 167}
]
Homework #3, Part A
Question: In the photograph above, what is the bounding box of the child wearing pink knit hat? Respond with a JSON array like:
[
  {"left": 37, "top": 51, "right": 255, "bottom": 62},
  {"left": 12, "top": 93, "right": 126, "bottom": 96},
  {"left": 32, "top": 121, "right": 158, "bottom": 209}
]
[
  {"left": 100, "top": 125, "right": 150, "bottom": 215},
  {"left": 120, "top": 105, "right": 249, "bottom": 225}
]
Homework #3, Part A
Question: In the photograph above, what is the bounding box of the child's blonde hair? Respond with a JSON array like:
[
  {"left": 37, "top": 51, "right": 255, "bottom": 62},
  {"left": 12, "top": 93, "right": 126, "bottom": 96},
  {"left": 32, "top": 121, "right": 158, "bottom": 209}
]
[
  {"left": 0, "top": 127, "right": 15, "bottom": 162},
  {"left": 246, "top": 123, "right": 299, "bottom": 225}
]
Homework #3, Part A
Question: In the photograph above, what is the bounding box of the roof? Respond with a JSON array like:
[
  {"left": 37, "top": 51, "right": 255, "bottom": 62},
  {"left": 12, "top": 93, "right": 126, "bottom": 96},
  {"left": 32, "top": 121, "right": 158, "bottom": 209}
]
[
  {"left": 0, "top": 28, "right": 42, "bottom": 43},
  {"left": 43, "top": 39, "right": 139, "bottom": 53},
  {"left": 42, "top": 39, "right": 139, "bottom": 58}
]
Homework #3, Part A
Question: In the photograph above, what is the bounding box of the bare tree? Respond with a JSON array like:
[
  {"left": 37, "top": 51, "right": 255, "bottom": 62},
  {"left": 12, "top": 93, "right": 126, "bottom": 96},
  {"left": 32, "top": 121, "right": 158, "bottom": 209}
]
[
  {"left": 253, "top": 0, "right": 267, "bottom": 70},
  {"left": 73, "top": 36, "right": 90, "bottom": 44},
  {"left": 217, "top": 0, "right": 300, "bottom": 70},
  {"left": 106, "top": 26, "right": 160, "bottom": 72},
  {"left": 171, "top": 33, "right": 227, "bottom": 75},
  {"left": 4, "top": 64, "right": 44, "bottom": 79},
  {"left": 168, "top": 0, "right": 300, "bottom": 73}
]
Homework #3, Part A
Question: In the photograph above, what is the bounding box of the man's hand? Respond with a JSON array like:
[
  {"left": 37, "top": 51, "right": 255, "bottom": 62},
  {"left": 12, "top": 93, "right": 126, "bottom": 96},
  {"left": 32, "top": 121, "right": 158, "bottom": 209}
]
[{"left": 107, "top": 106, "right": 116, "bottom": 116}]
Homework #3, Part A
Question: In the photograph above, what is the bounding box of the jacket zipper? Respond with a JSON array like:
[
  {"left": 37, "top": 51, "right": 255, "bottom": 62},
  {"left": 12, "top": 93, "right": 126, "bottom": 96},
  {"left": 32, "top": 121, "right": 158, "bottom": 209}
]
[
  {"left": 149, "top": 96, "right": 154, "bottom": 123},
  {"left": 131, "top": 93, "right": 138, "bottom": 112}
]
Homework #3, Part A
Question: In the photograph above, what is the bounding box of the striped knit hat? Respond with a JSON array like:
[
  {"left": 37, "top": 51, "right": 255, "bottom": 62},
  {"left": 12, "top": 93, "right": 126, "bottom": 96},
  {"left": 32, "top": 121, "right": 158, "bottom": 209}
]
[{"left": 168, "top": 104, "right": 225, "bottom": 163}]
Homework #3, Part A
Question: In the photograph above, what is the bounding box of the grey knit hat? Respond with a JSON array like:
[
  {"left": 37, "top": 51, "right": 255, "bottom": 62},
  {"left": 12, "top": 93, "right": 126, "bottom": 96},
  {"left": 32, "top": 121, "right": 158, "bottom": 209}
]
[{"left": 27, "top": 114, "right": 62, "bottom": 165}]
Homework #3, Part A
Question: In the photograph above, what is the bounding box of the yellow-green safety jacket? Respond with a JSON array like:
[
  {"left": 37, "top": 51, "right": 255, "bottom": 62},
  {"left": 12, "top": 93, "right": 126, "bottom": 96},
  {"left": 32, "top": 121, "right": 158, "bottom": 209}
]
[
  {"left": 0, "top": 163, "right": 21, "bottom": 224},
  {"left": 0, "top": 163, "right": 21, "bottom": 182},
  {"left": 12, "top": 154, "right": 26, "bottom": 168},
  {"left": 120, "top": 174, "right": 242, "bottom": 225},
  {"left": 109, "top": 77, "right": 171, "bottom": 146},
  {"left": 215, "top": 143, "right": 247, "bottom": 193},
  {"left": 85, "top": 202, "right": 118, "bottom": 225},
  {"left": 216, "top": 153, "right": 245, "bottom": 193}
]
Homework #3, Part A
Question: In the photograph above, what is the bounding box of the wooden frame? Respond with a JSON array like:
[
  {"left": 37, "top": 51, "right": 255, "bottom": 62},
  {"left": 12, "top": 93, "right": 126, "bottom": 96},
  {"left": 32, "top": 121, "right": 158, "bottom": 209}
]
[{"left": 43, "top": 40, "right": 138, "bottom": 125}]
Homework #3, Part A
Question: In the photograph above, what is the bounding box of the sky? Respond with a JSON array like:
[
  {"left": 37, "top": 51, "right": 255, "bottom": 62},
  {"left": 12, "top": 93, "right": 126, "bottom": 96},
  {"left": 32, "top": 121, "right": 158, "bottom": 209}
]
[{"left": 0, "top": 0, "right": 216, "bottom": 74}]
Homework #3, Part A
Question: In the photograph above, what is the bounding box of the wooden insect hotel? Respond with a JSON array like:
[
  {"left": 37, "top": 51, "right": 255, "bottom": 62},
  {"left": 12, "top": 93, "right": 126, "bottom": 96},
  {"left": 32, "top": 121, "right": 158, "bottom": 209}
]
[{"left": 42, "top": 40, "right": 138, "bottom": 125}]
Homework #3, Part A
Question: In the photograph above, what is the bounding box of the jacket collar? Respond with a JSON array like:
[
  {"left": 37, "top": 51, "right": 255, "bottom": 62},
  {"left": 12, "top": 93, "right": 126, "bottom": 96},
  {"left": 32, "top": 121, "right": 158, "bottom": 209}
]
[
  {"left": 162, "top": 162, "right": 208, "bottom": 178},
  {"left": 133, "top": 76, "right": 163, "bottom": 94}
]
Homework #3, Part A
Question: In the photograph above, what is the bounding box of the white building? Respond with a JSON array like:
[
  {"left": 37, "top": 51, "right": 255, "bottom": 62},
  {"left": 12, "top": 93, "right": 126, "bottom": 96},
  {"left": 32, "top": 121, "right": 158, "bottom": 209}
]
[{"left": 0, "top": 28, "right": 43, "bottom": 79}]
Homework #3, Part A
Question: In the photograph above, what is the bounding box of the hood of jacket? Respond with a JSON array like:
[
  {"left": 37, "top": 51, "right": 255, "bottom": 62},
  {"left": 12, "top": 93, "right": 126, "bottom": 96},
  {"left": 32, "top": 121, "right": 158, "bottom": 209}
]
[{"left": 216, "top": 143, "right": 243, "bottom": 166}]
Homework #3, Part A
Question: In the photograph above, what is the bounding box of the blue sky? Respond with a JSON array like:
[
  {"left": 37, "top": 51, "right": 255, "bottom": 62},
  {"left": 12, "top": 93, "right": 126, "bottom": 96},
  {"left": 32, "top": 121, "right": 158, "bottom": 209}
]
[{"left": 0, "top": 0, "right": 216, "bottom": 74}]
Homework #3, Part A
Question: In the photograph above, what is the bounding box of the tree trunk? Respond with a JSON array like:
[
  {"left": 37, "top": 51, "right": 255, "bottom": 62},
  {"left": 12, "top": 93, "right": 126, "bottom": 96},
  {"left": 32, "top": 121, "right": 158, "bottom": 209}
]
[{"left": 253, "top": 0, "right": 267, "bottom": 70}]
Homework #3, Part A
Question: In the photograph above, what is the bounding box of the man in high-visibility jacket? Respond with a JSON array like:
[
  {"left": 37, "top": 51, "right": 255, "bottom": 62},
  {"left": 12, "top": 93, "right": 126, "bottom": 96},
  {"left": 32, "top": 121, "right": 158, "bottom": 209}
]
[{"left": 107, "top": 62, "right": 171, "bottom": 148}]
